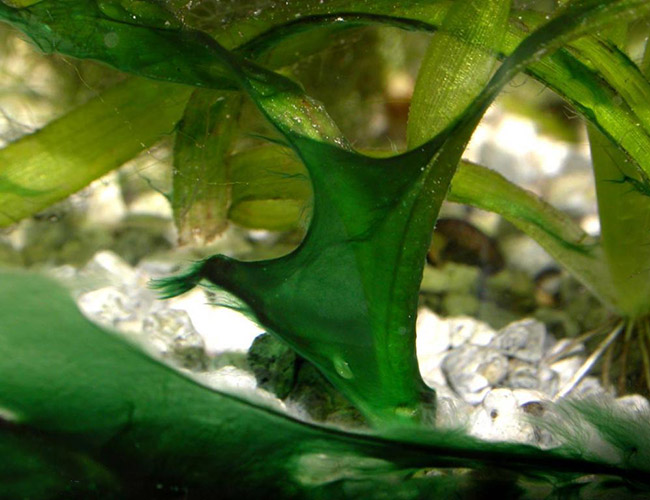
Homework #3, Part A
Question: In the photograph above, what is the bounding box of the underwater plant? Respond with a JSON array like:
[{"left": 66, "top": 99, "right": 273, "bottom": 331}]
[{"left": 3, "top": 0, "right": 650, "bottom": 497}]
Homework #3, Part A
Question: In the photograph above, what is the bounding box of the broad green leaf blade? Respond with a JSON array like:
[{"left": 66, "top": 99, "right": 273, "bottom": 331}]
[
  {"left": 407, "top": 0, "right": 510, "bottom": 147},
  {"left": 155, "top": 0, "right": 650, "bottom": 424},
  {"left": 2, "top": 270, "right": 650, "bottom": 499},
  {"left": 589, "top": 125, "right": 650, "bottom": 317},
  {"left": 172, "top": 89, "right": 242, "bottom": 245},
  {"left": 0, "top": 78, "right": 191, "bottom": 227},
  {"left": 0, "top": 429, "right": 123, "bottom": 498},
  {"left": 225, "top": 143, "right": 617, "bottom": 311},
  {"left": 448, "top": 161, "right": 616, "bottom": 309}
]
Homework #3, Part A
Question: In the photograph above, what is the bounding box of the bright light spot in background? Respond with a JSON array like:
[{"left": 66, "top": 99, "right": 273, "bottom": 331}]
[
  {"left": 464, "top": 108, "right": 570, "bottom": 188},
  {"left": 169, "top": 288, "right": 264, "bottom": 354},
  {"left": 581, "top": 214, "right": 601, "bottom": 236}
]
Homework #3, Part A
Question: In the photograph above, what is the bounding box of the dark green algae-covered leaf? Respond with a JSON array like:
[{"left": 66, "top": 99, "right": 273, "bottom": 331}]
[{"left": 2, "top": 270, "right": 650, "bottom": 499}]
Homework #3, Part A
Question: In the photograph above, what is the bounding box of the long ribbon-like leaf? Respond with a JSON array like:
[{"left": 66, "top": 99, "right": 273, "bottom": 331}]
[{"left": 0, "top": 78, "right": 191, "bottom": 227}]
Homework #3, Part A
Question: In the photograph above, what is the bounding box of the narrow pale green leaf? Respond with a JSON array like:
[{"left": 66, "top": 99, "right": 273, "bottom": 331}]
[
  {"left": 407, "top": 0, "right": 511, "bottom": 147},
  {"left": 448, "top": 161, "right": 616, "bottom": 309},
  {"left": 0, "top": 78, "right": 191, "bottom": 226},
  {"left": 173, "top": 89, "right": 242, "bottom": 245}
]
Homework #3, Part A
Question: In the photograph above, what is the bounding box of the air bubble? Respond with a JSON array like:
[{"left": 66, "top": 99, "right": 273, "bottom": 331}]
[{"left": 333, "top": 356, "right": 353, "bottom": 379}]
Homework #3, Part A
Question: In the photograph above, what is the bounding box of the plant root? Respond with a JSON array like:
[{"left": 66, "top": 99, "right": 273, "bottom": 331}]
[{"left": 553, "top": 320, "right": 624, "bottom": 401}]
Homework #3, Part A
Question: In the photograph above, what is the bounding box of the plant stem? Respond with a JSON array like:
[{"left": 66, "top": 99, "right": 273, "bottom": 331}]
[{"left": 618, "top": 320, "right": 635, "bottom": 394}]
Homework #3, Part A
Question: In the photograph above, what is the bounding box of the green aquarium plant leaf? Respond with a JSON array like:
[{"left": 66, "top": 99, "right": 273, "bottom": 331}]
[
  {"left": 3, "top": 0, "right": 650, "bottom": 426},
  {"left": 0, "top": 77, "right": 191, "bottom": 227},
  {"left": 407, "top": 0, "right": 509, "bottom": 146},
  {"left": 4, "top": 0, "right": 650, "bottom": 496},
  {"left": 4, "top": 0, "right": 646, "bottom": 424},
  {"left": 447, "top": 162, "right": 617, "bottom": 309},
  {"left": 172, "top": 89, "right": 242, "bottom": 245},
  {"left": 159, "top": 0, "right": 511, "bottom": 426},
  {"left": 227, "top": 142, "right": 615, "bottom": 308},
  {"left": 4, "top": 0, "right": 650, "bottom": 234},
  {"left": 2, "top": 270, "right": 650, "bottom": 499},
  {"left": 589, "top": 125, "right": 650, "bottom": 318}
]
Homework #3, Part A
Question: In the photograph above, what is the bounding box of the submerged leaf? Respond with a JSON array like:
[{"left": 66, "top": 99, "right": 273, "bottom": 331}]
[
  {"left": 4, "top": 0, "right": 650, "bottom": 424},
  {"left": 2, "top": 270, "right": 650, "bottom": 498},
  {"left": 0, "top": 78, "right": 191, "bottom": 227},
  {"left": 173, "top": 89, "right": 242, "bottom": 245},
  {"left": 589, "top": 126, "right": 650, "bottom": 317},
  {"left": 447, "top": 162, "right": 616, "bottom": 309},
  {"left": 229, "top": 145, "right": 312, "bottom": 231},
  {"left": 407, "top": 0, "right": 510, "bottom": 146}
]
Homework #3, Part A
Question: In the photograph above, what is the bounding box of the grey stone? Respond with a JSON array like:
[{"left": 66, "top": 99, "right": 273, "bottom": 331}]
[
  {"left": 491, "top": 318, "right": 547, "bottom": 362},
  {"left": 507, "top": 359, "right": 539, "bottom": 390},
  {"left": 442, "top": 344, "right": 508, "bottom": 404},
  {"left": 537, "top": 366, "right": 560, "bottom": 396},
  {"left": 248, "top": 333, "right": 297, "bottom": 399},
  {"left": 615, "top": 394, "right": 650, "bottom": 414},
  {"left": 143, "top": 308, "right": 207, "bottom": 371}
]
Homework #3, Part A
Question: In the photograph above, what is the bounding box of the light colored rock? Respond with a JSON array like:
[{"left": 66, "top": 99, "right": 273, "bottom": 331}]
[
  {"left": 500, "top": 236, "right": 555, "bottom": 276},
  {"left": 512, "top": 389, "right": 547, "bottom": 407},
  {"left": 537, "top": 366, "right": 560, "bottom": 396},
  {"left": 550, "top": 356, "right": 585, "bottom": 388},
  {"left": 84, "top": 250, "right": 138, "bottom": 286},
  {"left": 507, "top": 359, "right": 539, "bottom": 389},
  {"left": 572, "top": 376, "right": 607, "bottom": 399},
  {"left": 76, "top": 172, "right": 127, "bottom": 227},
  {"left": 77, "top": 286, "right": 145, "bottom": 331},
  {"left": 168, "top": 288, "right": 264, "bottom": 354},
  {"left": 128, "top": 191, "right": 173, "bottom": 218},
  {"left": 195, "top": 365, "right": 259, "bottom": 392},
  {"left": 469, "top": 388, "right": 537, "bottom": 444},
  {"left": 419, "top": 351, "right": 449, "bottom": 391},
  {"left": 435, "top": 396, "right": 475, "bottom": 429},
  {"left": 143, "top": 308, "right": 207, "bottom": 370},
  {"left": 448, "top": 317, "right": 481, "bottom": 348},
  {"left": 468, "top": 321, "right": 496, "bottom": 346},
  {"left": 442, "top": 344, "right": 508, "bottom": 404},
  {"left": 545, "top": 170, "right": 597, "bottom": 218},
  {"left": 616, "top": 394, "right": 650, "bottom": 414},
  {"left": 491, "top": 318, "right": 547, "bottom": 362},
  {"left": 416, "top": 307, "right": 450, "bottom": 356}
]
